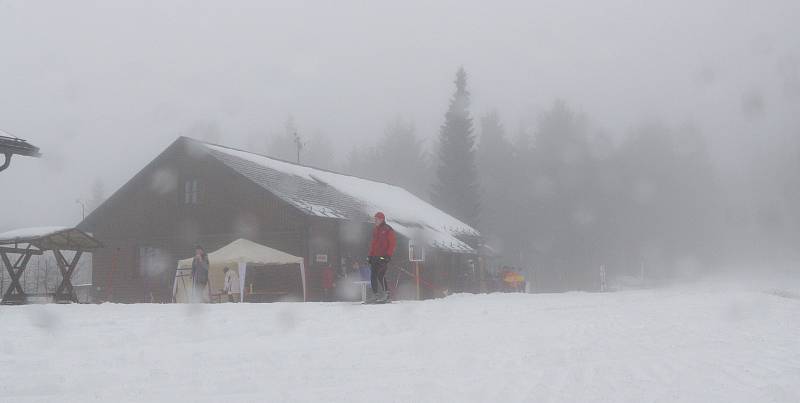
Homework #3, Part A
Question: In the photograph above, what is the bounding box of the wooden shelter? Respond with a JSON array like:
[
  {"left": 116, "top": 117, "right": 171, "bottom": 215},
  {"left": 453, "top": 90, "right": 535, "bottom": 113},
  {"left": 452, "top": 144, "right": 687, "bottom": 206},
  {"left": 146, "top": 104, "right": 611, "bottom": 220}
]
[{"left": 0, "top": 227, "right": 102, "bottom": 304}]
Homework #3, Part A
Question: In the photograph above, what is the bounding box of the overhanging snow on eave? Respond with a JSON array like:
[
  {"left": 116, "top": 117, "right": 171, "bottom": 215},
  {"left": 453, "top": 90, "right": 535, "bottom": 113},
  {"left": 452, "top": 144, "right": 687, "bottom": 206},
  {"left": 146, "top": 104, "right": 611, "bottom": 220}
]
[
  {"left": 391, "top": 222, "right": 476, "bottom": 255},
  {"left": 294, "top": 201, "right": 350, "bottom": 219},
  {"left": 431, "top": 241, "right": 476, "bottom": 254}
]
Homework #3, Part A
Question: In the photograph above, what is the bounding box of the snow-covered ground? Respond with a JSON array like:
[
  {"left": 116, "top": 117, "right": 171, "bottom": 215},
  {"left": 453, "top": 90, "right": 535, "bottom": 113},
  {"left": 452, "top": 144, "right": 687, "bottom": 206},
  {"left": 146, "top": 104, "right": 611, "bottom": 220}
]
[{"left": 1, "top": 284, "right": 798, "bottom": 402}]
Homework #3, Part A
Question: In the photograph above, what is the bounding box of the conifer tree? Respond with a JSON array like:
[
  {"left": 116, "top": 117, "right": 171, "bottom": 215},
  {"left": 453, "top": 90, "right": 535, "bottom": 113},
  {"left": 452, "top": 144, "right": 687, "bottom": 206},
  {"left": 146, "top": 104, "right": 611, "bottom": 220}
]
[
  {"left": 431, "top": 67, "right": 480, "bottom": 226},
  {"left": 343, "top": 117, "right": 430, "bottom": 198}
]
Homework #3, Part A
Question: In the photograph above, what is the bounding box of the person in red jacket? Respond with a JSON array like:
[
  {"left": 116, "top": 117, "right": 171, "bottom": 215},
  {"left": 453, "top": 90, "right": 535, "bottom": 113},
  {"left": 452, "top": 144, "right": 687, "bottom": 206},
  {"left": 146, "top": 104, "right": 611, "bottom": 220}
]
[{"left": 368, "top": 211, "right": 396, "bottom": 303}]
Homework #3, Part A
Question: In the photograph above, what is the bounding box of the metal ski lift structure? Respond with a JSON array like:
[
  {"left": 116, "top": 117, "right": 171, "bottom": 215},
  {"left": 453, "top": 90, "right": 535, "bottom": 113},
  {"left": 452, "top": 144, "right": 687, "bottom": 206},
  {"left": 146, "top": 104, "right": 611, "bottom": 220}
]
[{"left": 0, "top": 132, "right": 41, "bottom": 173}]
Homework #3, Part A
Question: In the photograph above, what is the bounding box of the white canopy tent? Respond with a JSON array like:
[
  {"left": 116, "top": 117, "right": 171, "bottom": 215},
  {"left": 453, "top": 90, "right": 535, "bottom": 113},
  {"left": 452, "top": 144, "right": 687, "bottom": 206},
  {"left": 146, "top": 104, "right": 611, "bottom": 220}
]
[{"left": 173, "top": 238, "right": 306, "bottom": 302}]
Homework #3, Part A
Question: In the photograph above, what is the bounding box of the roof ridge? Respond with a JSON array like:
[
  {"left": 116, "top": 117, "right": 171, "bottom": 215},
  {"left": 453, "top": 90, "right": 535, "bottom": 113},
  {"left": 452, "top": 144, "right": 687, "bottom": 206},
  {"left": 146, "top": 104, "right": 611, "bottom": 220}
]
[
  {"left": 181, "top": 136, "right": 407, "bottom": 190},
  {"left": 182, "top": 136, "right": 480, "bottom": 237}
]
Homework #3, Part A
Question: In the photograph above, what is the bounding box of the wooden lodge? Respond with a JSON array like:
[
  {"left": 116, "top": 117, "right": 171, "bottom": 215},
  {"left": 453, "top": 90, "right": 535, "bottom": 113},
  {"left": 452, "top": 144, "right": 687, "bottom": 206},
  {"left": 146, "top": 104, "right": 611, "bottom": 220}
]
[{"left": 78, "top": 137, "right": 481, "bottom": 302}]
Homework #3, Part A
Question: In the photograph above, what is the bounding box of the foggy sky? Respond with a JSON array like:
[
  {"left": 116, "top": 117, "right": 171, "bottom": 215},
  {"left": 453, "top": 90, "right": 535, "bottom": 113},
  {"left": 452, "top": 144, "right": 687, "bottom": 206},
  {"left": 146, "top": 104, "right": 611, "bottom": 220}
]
[{"left": 1, "top": 0, "right": 798, "bottom": 231}]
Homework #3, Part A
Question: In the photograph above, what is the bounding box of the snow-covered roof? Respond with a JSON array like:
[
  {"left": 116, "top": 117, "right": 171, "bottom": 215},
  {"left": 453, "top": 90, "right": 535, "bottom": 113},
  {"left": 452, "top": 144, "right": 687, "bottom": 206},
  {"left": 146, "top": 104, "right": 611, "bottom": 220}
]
[
  {"left": 189, "top": 139, "right": 479, "bottom": 254},
  {"left": 0, "top": 226, "right": 71, "bottom": 241},
  {"left": 0, "top": 226, "right": 102, "bottom": 250}
]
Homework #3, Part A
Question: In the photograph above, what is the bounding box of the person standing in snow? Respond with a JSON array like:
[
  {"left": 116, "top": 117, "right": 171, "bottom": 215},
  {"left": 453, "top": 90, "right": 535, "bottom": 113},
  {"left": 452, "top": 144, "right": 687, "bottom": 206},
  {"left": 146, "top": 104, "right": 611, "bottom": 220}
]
[
  {"left": 358, "top": 260, "right": 371, "bottom": 282},
  {"left": 191, "top": 245, "right": 210, "bottom": 303},
  {"left": 223, "top": 266, "right": 240, "bottom": 302},
  {"left": 367, "top": 212, "right": 396, "bottom": 303},
  {"left": 321, "top": 265, "right": 336, "bottom": 301}
]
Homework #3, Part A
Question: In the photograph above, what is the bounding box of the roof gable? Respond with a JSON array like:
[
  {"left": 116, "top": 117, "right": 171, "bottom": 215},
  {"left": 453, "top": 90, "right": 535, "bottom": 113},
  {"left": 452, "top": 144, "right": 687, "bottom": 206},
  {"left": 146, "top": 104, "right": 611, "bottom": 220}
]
[{"left": 192, "top": 139, "right": 479, "bottom": 253}]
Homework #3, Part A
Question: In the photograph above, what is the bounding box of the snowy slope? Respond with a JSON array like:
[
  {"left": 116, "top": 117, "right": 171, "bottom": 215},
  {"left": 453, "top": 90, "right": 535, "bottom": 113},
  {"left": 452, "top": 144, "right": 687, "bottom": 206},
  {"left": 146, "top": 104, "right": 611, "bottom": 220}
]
[{"left": 1, "top": 287, "right": 798, "bottom": 402}]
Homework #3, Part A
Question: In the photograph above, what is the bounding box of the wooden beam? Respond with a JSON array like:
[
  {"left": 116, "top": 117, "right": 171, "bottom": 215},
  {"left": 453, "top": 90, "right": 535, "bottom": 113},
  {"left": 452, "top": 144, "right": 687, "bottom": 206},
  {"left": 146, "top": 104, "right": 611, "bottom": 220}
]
[
  {"left": 1, "top": 250, "right": 31, "bottom": 301},
  {"left": 0, "top": 247, "right": 43, "bottom": 255},
  {"left": 53, "top": 249, "right": 81, "bottom": 303}
]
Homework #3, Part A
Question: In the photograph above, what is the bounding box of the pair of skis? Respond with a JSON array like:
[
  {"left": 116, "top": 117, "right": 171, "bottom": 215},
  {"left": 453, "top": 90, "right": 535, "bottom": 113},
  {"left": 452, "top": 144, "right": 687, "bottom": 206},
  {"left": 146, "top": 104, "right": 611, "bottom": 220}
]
[
  {"left": 362, "top": 289, "right": 391, "bottom": 304},
  {"left": 362, "top": 299, "right": 391, "bottom": 305}
]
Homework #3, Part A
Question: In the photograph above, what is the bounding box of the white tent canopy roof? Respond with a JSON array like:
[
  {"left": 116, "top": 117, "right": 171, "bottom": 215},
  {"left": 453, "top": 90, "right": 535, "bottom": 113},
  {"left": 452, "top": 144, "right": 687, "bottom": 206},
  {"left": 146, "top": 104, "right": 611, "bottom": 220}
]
[{"left": 178, "top": 238, "right": 303, "bottom": 269}]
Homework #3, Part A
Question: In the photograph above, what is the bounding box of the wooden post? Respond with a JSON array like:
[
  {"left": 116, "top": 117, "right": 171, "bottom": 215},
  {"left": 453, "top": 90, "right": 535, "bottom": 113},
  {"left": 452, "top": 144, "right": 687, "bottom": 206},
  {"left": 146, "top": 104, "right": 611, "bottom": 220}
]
[
  {"left": 53, "top": 249, "right": 81, "bottom": 303},
  {"left": 415, "top": 262, "right": 420, "bottom": 300},
  {"left": 640, "top": 260, "right": 645, "bottom": 284},
  {"left": 44, "top": 260, "right": 48, "bottom": 294},
  {"left": 479, "top": 256, "right": 486, "bottom": 293},
  {"left": 1, "top": 248, "right": 34, "bottom": 303},
  {"left": 600, "top": 265, "right": 607, "bottom": 292},
  {"left": 106, "top": 248, "right": 118, "bottom": 302}
]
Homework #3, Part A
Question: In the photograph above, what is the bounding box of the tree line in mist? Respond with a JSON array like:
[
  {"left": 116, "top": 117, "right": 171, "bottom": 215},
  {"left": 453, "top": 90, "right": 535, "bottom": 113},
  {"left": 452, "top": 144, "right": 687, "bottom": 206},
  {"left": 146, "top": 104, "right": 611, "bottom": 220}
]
[{"left": 185, "top": 67, "right": 798, "bottom": 291}]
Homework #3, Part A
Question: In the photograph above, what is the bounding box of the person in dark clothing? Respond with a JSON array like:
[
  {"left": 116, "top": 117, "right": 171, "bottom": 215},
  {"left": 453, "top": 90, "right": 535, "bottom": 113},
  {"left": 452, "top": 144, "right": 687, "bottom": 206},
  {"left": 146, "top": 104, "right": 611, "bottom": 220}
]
[
  {"left": 321, "top": 265, "right": 336, "bottom": 302},
  {"left": 357, "top": 260, "right": 371, "bottom": 282},
  {"left": 191, "top": 245, "right": 210, "bottom": 303},
  {"left": 367, "top": 212, "right": 396, "bottom": 303}
]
